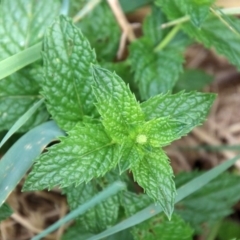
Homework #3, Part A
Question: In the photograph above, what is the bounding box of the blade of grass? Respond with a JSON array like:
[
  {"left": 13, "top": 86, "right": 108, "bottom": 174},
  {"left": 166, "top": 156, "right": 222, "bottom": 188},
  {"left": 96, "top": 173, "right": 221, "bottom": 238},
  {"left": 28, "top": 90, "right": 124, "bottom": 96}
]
[
  {"left": 87, "top": 154, "right": 240, "bottom": 240},
  {"left": 31, "top": 181, "right": 126, "bottom": 240},
  {"left": 60, "top": 0, "right": 70, "bottom": 15},
  {"left": 0, "top": 42, "right": 42, "bottom": 80},
  {"left": 0, "top": 121, "right": 65, "bottom": 207},
  {"left": 0, "top": 98, "right": 45, "bottom": 148}
]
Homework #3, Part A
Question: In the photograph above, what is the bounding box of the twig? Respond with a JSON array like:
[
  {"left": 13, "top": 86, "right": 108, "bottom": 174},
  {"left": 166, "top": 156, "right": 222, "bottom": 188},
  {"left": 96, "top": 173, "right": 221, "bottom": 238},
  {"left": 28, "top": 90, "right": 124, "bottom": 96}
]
[
  {"left": 73, "top": 0, "right": 102, "bottom": 23},
  {"left": 107, "top": 0, "right": 136, "bottom": 42}
]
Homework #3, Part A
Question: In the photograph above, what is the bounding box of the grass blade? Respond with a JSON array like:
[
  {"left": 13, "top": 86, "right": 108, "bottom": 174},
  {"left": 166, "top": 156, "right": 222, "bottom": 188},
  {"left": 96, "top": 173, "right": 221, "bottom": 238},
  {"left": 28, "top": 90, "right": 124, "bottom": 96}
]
[
  {"left": 31, "top": 181, "right": 126, "bottom": 240},
  {"left": 88, "top": 154, "right": 240, "bottom": 240},
  {"left": 0, "top": 43, "right": 42, "bottom": 80},
  {"left": 0, "top": 98, "right": 45, "bottom": 148},
  {"left": 0, "top": 121, "right": 65, "bottom": 206}
]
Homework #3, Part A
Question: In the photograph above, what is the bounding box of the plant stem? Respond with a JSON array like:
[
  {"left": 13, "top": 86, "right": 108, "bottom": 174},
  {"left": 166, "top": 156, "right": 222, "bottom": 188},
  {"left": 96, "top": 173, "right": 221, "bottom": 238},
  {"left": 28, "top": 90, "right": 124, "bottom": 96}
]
[
  {"left": 161, "top": 7, "right": 240, "bottom": 29},
  {"left": 161, "top": 16, "right": 189, "bottom": 29},
  {"left": 31, "top": 181, "right": 126, "bottom": 240},
  {"left": 154, "top": 24, "right": 181, "bottom": 52},
  {"left": 73, "top": 0, "right": 102, "bottom": 23}
]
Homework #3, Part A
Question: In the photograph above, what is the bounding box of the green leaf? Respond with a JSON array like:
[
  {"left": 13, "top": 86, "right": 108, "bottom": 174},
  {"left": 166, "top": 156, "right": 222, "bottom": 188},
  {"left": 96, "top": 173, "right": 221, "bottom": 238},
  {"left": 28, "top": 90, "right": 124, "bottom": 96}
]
[
  {"left": 0, "top": 121, "right": 64, "bottom": 206},
  {"left": 143, "top": 6, "right": 169, "bottom": 46},
  {"left": 0, "top": 69, "right": 49, "bottom": 132},
  {"left": 184, "top": 0, "right": 214, "bottom": 27},
  {"left": 182, "top": 15, "right": 240, "bottom": 70},
  {"left": 140, "top": 117, "right": 187, "bottom": 147},
  {"left": 175, "top": 171, "right": 240, "bottom": 233},
  {"left": 156, "top": 0, "right": 240, "bottom": 70},
  {"left": 61, "top": 223, "right": 94, "bottom": 240},
  {"left": 42, "top": 15, "right": 97, "bottom": 131},
  {"left": 131, "top": 148, "right": 176, "bottom": 219},
  {"left": 88, "top": 155, "right": 240, "bottom": 240},
  {"left": 141, "top": 91, "right": 216, "bottom": 131},
  {"left": 78, "top": 1, "right": 121, "bottom": 61},
  {"left": 0, "top": 203, "right": 13, "bottom": 222},
  {"left": 217, "top": 220, "right": 240, "bottom": 240},
  {"left": 0, "top": 0, "right": 60, "bottom": 131},
  {"left": 130, "top": 38, "right": 185, "bottom": 99},
  {"left": 23, "top": 122, "right": 117, "bottom": 191},
  {"left": 120, "top": 192, "right": 193, "bottom": 240},
  {"left": 64, "top": 179, "right": 120, "bottom": 233},
  {"left": 120, "top": 191, "right": 153, "bottom": 217},
  {"left": 0, "top": 0, "right": 60, "bottom": 58},
  {"left": 92, "top": 66, "right": 144, "bottom": 143},
  {"left": 117, "top": 142, "right": 144, "bottom": 173},
  {"left": 132, "top": 213, "right": 193, "bottom": 240},
  {"left": 174, "top": 69, "right": 214, "bottom": 92}
]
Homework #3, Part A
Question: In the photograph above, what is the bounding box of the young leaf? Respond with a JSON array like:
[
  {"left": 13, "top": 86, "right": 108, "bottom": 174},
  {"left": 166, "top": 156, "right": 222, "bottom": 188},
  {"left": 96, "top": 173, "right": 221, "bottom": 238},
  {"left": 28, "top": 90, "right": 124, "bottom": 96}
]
[
  {"left": 131, "top": 149, "right": 176, "bottom": 219},
  {"left": 0, "top": 203, "right": 13, "bottom": 222},
  {"left": 42, "top": 15, "right": 97, "bottom": 131},
  {"left": 140, "top": 117, "right": 187, "bottom": 147},
  {"left": 23, "top": 123, "right": 117, "bottom": 191},
  {"left": 117, "top": 142, "right": 144, "bottom": 174},
  {"left": 141, "top": 91, "right": 216, "bottom": 130},
  {"left": 0, "top": 0, "right": 60, "bottom": 131},
  {"left": 78, "top": 1, "right": 121, "bottom": 61},
  {"left": 64, "top": 179, "right": 119, "bottom": 233},
  {"left": 92, "top": 65, "right": 145, "bottom": 143},
  {"left": 175, "top": 172, "right": 240, "bottom": 232}
]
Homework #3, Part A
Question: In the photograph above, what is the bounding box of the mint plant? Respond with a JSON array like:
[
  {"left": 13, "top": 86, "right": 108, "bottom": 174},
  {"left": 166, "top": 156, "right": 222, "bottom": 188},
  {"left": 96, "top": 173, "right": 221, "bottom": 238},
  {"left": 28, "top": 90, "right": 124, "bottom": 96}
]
[
  {"left": 22, "top": 15, "right": 215, "bottom": 219},
  {"left": 1, "top": 0, "right": 240, "bottom": 239}
]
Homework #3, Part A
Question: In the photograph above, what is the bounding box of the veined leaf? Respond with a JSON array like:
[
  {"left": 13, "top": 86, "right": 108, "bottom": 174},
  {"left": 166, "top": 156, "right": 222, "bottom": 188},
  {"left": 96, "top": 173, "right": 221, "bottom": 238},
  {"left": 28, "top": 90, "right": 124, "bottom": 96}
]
[
  {"left": 42, "top": 15, "right": 97, "bottom": 131},
  {"left": 117, "top": 142, "right": 144, "bottom": 173},
  {"left": 0, "top": 203, "right": 13, "bottom": 222},
  {"left": 143, "top": 6, "right": 169, "bottom": 46},
  {"left": 141, "top": 91, "right": 216, "bottom": 131},
  {"left": 92, "top": 66, "right": 144, "bottom": 143},
  {"left": 175, "top": 171, "right": 240, "bottom": 232},
  {"left": 78, "top": 1, "right": 121, "bottom": 61},
  {"left": 140, "top": 117, "right": 187, "bottom": 147},
  {"left": 120, "top": 191, "right": 153, "bottom": 217},
  {"left": 0, "top": 0, "right": 60, "bottom": 131},
  {"left": 120, "top": 192, "right": 193, "bottom": 240},
  {"left": 131, "top": 149, "right": 175, "bottom": 219},
  {"left": 132, "top": 213, "right": 193, "bottom": 240},
  {"left": 130, "top": 38, "right": 185, "bottom": 99},
  {"left": 64, "top": 179, "right": 119, "bottom": 233},
  {"left": 156, "top": 0, "right": 240, "bottom": 70},
  {"left": 173, "top": 69, "right": 214, "bottom": 92},
  {"left": 129, "top": 6, "right": 189, "bottom": 99},
  {"left": 23, "top": 123, "right": 117, "bottom": 191},
  {"left": 184, "top": 0, "right": 215, "bottom": 27}
]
